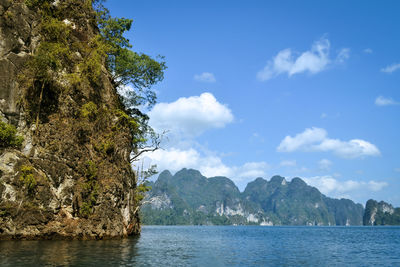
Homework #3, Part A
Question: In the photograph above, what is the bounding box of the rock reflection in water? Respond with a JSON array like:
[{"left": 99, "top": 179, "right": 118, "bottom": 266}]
[{"left": 0, "top": 237, "right": 139, "bottom": 266}]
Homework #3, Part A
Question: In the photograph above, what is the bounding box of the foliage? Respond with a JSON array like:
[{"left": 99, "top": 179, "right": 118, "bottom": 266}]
[
  {"left": 0, "top": 121, "right": 24, "bottom": 149},
  {"left": 80, "top": 160, "right": 99, "bottom": 218},
  {"left": 81, "top": 101, "right": 98, "bottom": 121},
  {"left": 3, "top": 10, "right": 15, "bottom": 26},
  {"left": 141, "top": 169, "right": 365, "bottom": 226},
  {"left": 22, "top": 0, "right": 166, "bottom": 164},
  {"left": 96, "top": 4, "right": 166, "bottom": 108},
  {"left": 134, "top": 163, "right": 156, "bottom": 203},
  {"left": 115, "top": 109, "right": 139, "bottom": 131},
  {"left": 95, "top": 2, "right": 166, "bottom": 162},
  {"left": 94, "top": 140, "right": 115, "bottom": 155},
  {"left": 25, "top": 0, "right": 52, "bottom": 9},
  {"left": 364, "top": 199, "right": 400, "bottom": 225},
  {"left": 19, "top": 165, "right": 37, "bottom": 196}
]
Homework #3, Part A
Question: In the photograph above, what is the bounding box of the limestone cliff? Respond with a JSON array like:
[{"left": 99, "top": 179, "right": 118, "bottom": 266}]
[
  {"left": 363, "top": 199, "right": 400, "bottom": 225},
  {"left": 141, "top": 169, "right": 364, "bottom": 226},
  {"left": 0, "top": 0, "right": 141, "bottom": 239}
]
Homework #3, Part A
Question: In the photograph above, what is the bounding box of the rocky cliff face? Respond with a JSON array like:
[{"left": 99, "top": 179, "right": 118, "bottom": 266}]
[
  {"left": 0, "top": 0, "right": 140, "bottom": 239},
  {"left": 363, "top": 199, "right": 400, "bottom": 225}
]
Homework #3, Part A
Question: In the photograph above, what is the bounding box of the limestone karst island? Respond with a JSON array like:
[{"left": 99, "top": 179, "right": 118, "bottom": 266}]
[{"left": 0, "top": 0, "right": 165, "bottom": 239}]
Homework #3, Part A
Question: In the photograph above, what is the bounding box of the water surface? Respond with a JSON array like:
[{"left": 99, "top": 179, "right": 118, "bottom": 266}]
[{"left": 1, "top": 226, "right": 399, "bottom": 266}]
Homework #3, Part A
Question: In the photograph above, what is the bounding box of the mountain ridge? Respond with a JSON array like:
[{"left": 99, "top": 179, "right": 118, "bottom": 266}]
[{"left": 141, "top": 168, "right": 364, "bottom": 226}]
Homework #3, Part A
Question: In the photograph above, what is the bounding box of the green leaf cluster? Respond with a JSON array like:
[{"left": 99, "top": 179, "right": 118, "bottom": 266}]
[
  {"left": 19, "top": 165, "right": 37, "bottom": 196},
  {"left": 96, "top": 3, "right": 166, "bottom": 107},
  {"left": 94, "top": 140, "right": 115, "bottom": 155},
  {"left": 0, "top": 121, "right": 24, "bottom": 149},
  {"left": 80, "top": 101, "right": 98, "bottom": 121},
  {"left": 80, "top": 161, "right": 99, "bottom": 218}
]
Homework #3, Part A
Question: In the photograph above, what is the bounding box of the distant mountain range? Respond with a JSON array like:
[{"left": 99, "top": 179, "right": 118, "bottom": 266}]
[{"left": 141, "top": 168, "right": 368, "bottom": 226}]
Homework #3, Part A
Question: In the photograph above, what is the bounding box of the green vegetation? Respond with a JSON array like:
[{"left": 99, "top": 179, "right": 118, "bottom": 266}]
[
  {"left": 94, "top": 2, "right": 166, "bottom": 162},
  {"left": 18, "top": 0, "right": 166, "bottom": 215},
  {"left": 134, "top": 164, "right": 156, "bottom": 203},
  {"left": 363, "top": 199, "right": 400, "bottom": 225},
  {"left": 3, "top": 10, "right": 15, "bottom": 26},
  {"left": 0, "top": 121, "right": 24, "bottom": 149},
  {"left": 94, "top": 140, "right": 115, "bottom": 155},
  {"left": 141, "top": 169, "right": 365, "bottom": 226},
  {"left": 19, "top": 165, "right": 37, "bottom": 196},
  {"left": 95, "top": 2, "right": 166, "bottom": 107},
  {"left": 80, "top": 102, "right": 98, "bottom": 121},
  {"left": 80, "top": 160, "right": 99, "bottom": 218},
  {"left": 21, "top": 0, "right": 165, "bottom": 162}
]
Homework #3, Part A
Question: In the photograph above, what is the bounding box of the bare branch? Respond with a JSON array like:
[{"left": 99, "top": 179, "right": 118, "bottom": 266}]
[{"left": 129, "top": 130, "right": 168, "bottom": 163}]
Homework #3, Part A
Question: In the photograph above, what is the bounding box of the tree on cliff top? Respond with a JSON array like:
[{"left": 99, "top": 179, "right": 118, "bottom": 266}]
[
  {"left": 95, "top": 2, "right": 166, "bottom": 108},
  {"left": 94, "top": 1, "right": 166, "bottom": 162}
]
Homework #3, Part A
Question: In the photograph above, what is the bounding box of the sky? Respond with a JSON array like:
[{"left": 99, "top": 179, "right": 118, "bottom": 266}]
[{"left": 105, "top": 0, "right": 400, "bottom": 206}]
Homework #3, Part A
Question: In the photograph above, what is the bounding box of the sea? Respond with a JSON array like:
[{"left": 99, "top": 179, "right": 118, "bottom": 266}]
[{"left": 0, "top": 226, "right": 399, "bottom": 266}]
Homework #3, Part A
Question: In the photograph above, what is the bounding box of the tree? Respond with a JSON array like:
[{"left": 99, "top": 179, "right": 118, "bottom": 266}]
[
  {"left": 96, "top": 4, "right": 166, "bottom": 108},
  {"left": 95, "top": 2, "right": 167, "bottom": 162}
]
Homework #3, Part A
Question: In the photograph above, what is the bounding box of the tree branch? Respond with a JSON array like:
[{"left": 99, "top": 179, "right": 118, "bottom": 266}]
[{"left": 129, "top": 130, "right": 167, "bottom": 162}]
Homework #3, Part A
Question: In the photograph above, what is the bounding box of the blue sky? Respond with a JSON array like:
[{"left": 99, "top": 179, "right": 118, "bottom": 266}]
[{"left": 105, "top": 0, "right": 400, "bottom": 206}]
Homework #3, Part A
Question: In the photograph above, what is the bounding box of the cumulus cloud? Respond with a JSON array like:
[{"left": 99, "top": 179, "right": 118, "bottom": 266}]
[
  {"left": 277, "top": 127, "right": 380, "bottom": 159},
  {"left": 194, "top": 72, "right": 216, "bottom": 83},
  {"left": 149, "top": 92, "right": 233, "bottom": 138},
  {"left": 144, "top": 147, "right": 269, "bottom": 185},
  {"left": 303, "top": 176, "right": 388, "bottom": 198},
  {"left": 257, "top": 38, "right": 349, "bottom": 81},
  {"left": 142, "top": 93, "right": 255, "bottom": 187},
  {"left": 318, "top": 159, "right": 332, "bottom": 171},
  {"left": 381, "top": 63, "right": 400, "bottom": 73},
  {"left": 375, "top": 96, "right": 399, "bottom": 106},
  {"left": 144, "top": 147, "right": 230, "bottom": 177}
]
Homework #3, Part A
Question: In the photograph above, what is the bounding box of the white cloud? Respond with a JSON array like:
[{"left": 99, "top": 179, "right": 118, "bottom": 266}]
[
  {"left": 363, "top": 48, "right": 373, "bottom": 54},
  {"left": 278, "top": 127, "right": 326, "bottom": 152},
  {"left": 144, "top": 147, "right": 269, "bottom": 185},
  {"left": 257, "top": 38, "right": 349, "bottom": 81},
  {"left": 367, "top": 181, "right": 388, "bottom": 192},
  {"left": 277, "top": 127, "right": 380, "bottom": 159},
  {"left": 336, "top": 48, "right": 350, "bottom": 63},
  {"left": 318, "top": 159, "right": 332, "bottom": 171},
  {"left": 381, "top": 63, "right": 400, "bottom": 73},
  {"left": 375, "top": 96, "right": 399, "bottom": 106},
  {"left": 303, "top": 175, "right": 388, "bottom": 198},
  {"left": 280, "top": 160, "right": 297, "bottom": 167},
  {"left": 194, "top": 72, "right": 216, "bottom": 83},
  {"left": 143, "top": 93, "right": 255, "bottom": 187},
  {"left": 149, "top": 92, "right": 233, "bottom": 138},
  {"left": 145, "top": 147, "right": 230, "bottom": 177},
  {"left": 236, "top": 162, "right": 270, "bottom": 180}
]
